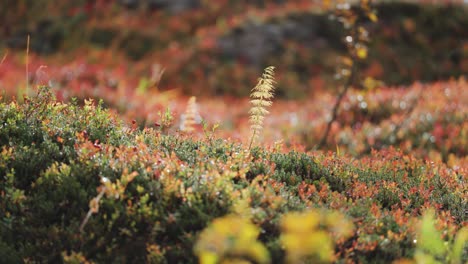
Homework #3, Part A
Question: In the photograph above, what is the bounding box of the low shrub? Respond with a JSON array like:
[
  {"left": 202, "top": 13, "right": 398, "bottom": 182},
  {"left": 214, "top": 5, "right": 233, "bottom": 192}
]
[{"left": 0, "top": 87, "right": 466, "bottom": 263}]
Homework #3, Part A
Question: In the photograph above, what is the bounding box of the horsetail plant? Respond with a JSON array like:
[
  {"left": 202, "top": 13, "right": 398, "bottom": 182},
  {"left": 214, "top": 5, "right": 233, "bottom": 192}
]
[
  {"left": 181, "top": 96, "right": 199, "bottom": 133},
  {"left": 248, "top": 66, "right": 276, "bottom": 150}
]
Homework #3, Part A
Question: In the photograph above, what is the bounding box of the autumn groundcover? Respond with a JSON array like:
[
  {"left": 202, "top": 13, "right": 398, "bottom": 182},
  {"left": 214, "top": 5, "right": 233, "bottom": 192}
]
[{"left": 0, "top": 86, "right": 466, "bottom": 263}]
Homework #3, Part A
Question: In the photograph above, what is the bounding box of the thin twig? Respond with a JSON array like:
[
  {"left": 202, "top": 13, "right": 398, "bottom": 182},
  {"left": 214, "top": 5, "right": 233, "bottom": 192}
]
[
  {"left": 0, "top": 50, "right": 7, "bottom": 65},
  {"left": 79, "top": 187, "right": 106, "bottom": 233},
  {"left": 248, "top": 130, "right": 257, "bottom": 151},
  {"left": 317, "top": 61, "right": 357, "bottom": 149},
  {"left": 26, "top": 35, "right": 30, "bottom": 94}
]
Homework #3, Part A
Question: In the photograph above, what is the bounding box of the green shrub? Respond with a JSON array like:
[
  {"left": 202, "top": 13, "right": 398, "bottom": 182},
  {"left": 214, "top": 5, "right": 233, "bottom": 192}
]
[{"left": 0, "top": 87, "right": 465, "bottom": 263}]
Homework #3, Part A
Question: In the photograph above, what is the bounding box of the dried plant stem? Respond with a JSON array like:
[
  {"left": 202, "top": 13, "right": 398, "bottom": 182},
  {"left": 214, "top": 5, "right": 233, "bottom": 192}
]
[
  {"left": 0, "top": 51, "right": 7, "bottom": 65},
  {"left": 248, "top": 130, "right": 257, "bottom": 150},
  {"left": 317, "top": 61, "right": 357, "bottom": 149},
  {"left": 26, "top": 35, "right": 30, "bottom": 94},
  {"left": 80, "top": 187, "right": 106, "bottom": 233}
]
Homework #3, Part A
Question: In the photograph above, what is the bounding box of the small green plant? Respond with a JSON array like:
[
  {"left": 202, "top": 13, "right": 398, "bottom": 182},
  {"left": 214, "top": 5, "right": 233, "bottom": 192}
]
[
  {"left": 412, "top": 210, "right": 467, "bottom": 264},
  {"left": 248, "top": 66, "right": 276, "bottom": 150},
  {"left": 202, "top": 119, "right": 219, "bottom": 144},
  {"left": 157, "top": 106, "right": 174, "bottom": 134}
]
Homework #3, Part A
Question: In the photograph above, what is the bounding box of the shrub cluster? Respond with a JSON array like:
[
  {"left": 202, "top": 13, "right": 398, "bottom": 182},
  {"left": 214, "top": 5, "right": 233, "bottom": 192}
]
[{"left": 0, "top": 87, "right": 466, "bottom": 263}]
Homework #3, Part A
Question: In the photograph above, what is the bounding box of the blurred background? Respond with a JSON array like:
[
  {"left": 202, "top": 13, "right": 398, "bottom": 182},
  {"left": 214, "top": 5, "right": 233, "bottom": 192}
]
[{"left": 1, "top": 0, "right": 466, "bottom": 98}]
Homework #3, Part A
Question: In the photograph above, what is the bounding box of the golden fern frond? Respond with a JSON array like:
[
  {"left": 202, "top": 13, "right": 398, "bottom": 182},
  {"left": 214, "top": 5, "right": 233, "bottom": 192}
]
[
  {"left": 181, "top": 96, "right": 199, "bottom": 133},
  {"left": 248, "top": 66, "right": 276, "bottom": 150}
]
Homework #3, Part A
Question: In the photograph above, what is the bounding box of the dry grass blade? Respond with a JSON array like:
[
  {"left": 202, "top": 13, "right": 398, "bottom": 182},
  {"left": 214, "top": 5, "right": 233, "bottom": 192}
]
[{"left": 0, "top": 51, "right": 7, "bottom": 65}]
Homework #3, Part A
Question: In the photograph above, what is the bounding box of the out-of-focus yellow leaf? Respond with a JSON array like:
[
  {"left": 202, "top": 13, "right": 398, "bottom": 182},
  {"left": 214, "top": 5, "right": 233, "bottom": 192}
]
[
  {"left": 200, "top": 251, "right": 218, "bottom": 264},
  {"left": 356, "top": 47, "right": 368, "bottom": 59},
  {"left": 307, "top": 231, "right": 334, "bottom": 261},
  {"left": 280, "top": 210, "right": 353, "bottom": 263},
  {"left": 194, "top": 215, "right": 270, "bottom": 264},
  {"left": 414, "top": 251, "right": 441, "bottom": 264},
  {"left": 247, "top": 243, "right": 271, "bottom": 264},
  {"left": 281, "top": 211, "right": 320, "bottom": 233},
  {"left": 362, "top": 77, "right": 384, "bottom": 91},
  {"left": 368, "top": 12, "right": 378, "bottom": 22}
]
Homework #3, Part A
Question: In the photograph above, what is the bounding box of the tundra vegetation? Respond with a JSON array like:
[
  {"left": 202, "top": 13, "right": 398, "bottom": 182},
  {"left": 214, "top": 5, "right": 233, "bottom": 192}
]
[{"left": 0, "top": 0, "right": 466, "bottom": 263}]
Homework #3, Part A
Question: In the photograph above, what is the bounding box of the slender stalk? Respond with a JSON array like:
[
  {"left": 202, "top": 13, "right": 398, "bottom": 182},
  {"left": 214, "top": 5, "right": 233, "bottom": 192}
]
[
  {"left": 317, "top": 59, "right": 357, "bottom": 149},
  {"left": 248, "top": 130, "right": 257, "bottom": 150},
  {"left": 0, "top": 50, "right": 7, "bottom": 65},
  {"left": 26, "top": 35, "right": 30, "bottom": 94},
  {"left": 80, "top": 187, "right": 106, "bottom": 233}
]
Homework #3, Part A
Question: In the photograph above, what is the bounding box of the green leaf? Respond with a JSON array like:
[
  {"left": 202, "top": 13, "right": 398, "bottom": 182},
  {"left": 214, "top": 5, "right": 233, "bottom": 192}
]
[
  {"left": 450, "top": 227, "right": 468, "bottom": 264},
  {"left": 419, "top": 210, "right": 446, "bottom": 256}
]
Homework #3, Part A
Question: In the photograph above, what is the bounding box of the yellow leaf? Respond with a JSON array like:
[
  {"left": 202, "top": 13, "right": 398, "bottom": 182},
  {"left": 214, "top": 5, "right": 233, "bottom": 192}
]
[
  {"left": 356, "top": 47, "right": 368, "bottom": 59},
  {"left": 368, "top": 12, "right": 378, "bottom": 22},
  {"left": 362, "top": 77, "right": 384, "bottom": 91},
  {"left": 307, "top": 231, "right": 334, "bottom": 261},
  {"left": 281, "top": 211, "right": 320, "bottom": 233},
  {"left": 200, "top": 251, "right": 218, "bottom": 264},
  {"left": 247, "top": 243, "right": 271, "bottom": 264},
  {"left": 194, "top": 215, "right": 270, "bottom": 264}
]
